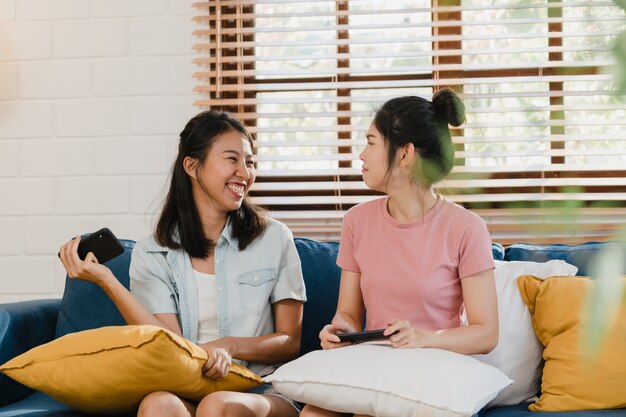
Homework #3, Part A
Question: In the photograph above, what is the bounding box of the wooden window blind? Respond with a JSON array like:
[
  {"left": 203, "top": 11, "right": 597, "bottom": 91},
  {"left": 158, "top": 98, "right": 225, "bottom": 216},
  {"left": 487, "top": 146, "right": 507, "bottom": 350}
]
[{"left": 193, "top": 0, "right": 626, "bottom": 244}]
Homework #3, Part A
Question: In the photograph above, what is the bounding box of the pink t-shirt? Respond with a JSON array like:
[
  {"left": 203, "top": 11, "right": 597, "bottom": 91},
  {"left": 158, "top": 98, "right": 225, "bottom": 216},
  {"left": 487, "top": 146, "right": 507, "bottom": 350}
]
[{"left": 337, "top": 196, "right": 494, "bottom": 331}]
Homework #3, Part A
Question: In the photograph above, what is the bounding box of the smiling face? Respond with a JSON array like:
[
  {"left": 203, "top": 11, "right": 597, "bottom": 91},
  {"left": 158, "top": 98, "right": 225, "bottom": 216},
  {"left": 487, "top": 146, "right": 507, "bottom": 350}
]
[
  {"left": 187, "top": 128, "right": 256, "bottom": 215},
  {"left": 359, "top": 122, "right": 391, "bottom": 192}
]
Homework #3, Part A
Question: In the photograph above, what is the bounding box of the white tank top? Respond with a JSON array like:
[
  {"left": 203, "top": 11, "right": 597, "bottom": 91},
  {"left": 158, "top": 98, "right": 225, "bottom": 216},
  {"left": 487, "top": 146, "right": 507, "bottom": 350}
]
[{"left": 193, "top": 269, "right": 219, "bottom": 344}]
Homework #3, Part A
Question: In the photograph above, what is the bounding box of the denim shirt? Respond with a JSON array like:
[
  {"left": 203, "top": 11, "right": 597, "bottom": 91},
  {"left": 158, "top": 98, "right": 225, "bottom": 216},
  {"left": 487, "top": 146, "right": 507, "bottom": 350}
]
[{"left": 129, "top": 218, "right": 306, "bottom": 374}]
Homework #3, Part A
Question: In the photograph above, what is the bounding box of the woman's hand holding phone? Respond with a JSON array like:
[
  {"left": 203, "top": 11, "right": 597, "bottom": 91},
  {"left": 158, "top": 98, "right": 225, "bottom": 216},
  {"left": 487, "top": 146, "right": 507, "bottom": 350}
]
[
  {"left": 319, "top": 315, "right": 358, "bottom": 350},
  {"left": 58, "top": 235, "right": 114, "bottom": 287},
  {"left": 385, "top": 318, "right": 434, "bottom": 349}
]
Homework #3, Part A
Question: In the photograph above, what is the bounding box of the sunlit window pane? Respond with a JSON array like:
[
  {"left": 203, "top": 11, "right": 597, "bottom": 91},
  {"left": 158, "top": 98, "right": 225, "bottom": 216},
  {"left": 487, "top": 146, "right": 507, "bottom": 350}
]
[
  {"left": 464, "top": 82, "right": 551, "bottom": 167},
  {"left": 349, "top": 0, "right": 431, "bottom": 76},
  {"left": 563, "top": 80, "right": 626, "bottom": 165},
  {"left": 462, "top": 2, "right": 548, "bottom": 66},
  {"left": 256, "top": 91, "right": 338, "bottom": 171},
  {"left": 255, "top": 2, "right": 336, "bottom": 79}
]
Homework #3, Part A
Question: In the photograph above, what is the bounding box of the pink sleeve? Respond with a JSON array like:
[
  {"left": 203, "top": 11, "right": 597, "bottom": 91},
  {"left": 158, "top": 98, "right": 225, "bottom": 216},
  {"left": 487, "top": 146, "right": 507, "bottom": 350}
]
[
  {"left": 458, "top": 216, "right": 495, "bottom": 279},
  {"left": 337, "top": 210, "right": 360, "bottom": 273}
]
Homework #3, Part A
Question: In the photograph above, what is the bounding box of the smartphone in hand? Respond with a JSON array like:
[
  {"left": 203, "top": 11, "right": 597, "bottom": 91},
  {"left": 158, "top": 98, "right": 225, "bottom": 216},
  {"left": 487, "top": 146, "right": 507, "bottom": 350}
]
[
  {"left": 58, "top": 228, "right": 124, "bottom": 264},
  {"left": 337, "top": 329, "right": 398, "bottom": 343}
]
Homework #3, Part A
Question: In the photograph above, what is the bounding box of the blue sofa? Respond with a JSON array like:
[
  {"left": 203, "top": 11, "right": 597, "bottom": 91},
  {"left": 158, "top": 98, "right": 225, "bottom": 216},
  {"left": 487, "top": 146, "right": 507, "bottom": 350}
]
[{"left": 1, "top": 237, "right": 624, "bottom": 417}]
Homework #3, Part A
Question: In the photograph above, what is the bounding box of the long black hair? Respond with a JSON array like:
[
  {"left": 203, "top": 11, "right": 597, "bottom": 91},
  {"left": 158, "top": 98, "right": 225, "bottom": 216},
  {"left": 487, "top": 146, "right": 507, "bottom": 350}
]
[
  {"left": 156, "top": 110, "right": 268, "bottom": 258},
  {"left": 373, "top": 88, "right": 465, "bottom": 186}
]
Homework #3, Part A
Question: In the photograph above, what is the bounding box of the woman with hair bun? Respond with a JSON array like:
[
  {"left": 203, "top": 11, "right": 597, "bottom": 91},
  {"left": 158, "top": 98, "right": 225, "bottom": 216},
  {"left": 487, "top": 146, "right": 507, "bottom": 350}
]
[{"left": 301, "top": 88, "right": 498, "bottom": 417}]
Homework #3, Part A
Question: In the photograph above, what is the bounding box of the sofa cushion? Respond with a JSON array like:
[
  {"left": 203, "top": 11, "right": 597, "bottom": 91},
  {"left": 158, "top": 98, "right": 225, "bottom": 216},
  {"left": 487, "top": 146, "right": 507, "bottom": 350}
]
[
  {"left": 503, "top": 242, "right": 626, "bottom": 276},
  {"left": 267, "top": 344, "right": 512, "bottom": 417},
  {"left": 0, "top": 325, "right": 263, "bottom": 415},
  {"left": 294, "top": 238, "right": 342, "bottom": 355},
  {"left": 518, "top": 275, "right": 626, "bottom": 412},
  {"left": 484, "top": 402, "right": 626, "bottom": 416},
  {"left": 472, "top": 259, "right": 578, "bottom": 407},
  {"left": 0, "top": 391, "right": 87, "bottom": 417},
  {"left": 54, "top": 238, "right": 135, "bottom": 338},
  {"left": 0, "top": 300, "right": 60, "bottom": 407},
  {"left": 491, "top": 242, "right": 505, "bottom": 261}
]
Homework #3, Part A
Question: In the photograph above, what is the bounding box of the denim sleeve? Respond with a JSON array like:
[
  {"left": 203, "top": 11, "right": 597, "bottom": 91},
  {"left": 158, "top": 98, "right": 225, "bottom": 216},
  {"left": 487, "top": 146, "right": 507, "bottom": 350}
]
[
  {"left": 129, "top": 242, "right": 178, "bottom": 315},
  {"left": 270, "top": 223, "right": 307, "bottom": 304}
]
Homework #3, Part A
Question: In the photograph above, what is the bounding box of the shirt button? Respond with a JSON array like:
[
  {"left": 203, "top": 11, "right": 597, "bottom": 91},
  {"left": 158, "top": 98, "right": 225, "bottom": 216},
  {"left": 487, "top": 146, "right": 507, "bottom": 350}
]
[
  {"left": 218, "top": 287, "right": 223, "bottom": 291},
  {"left": 215, "top": 258, "right": 221, "bottom": 265},
  {"left": 254, "top": 275, "right": 259, "bottom": 282}
]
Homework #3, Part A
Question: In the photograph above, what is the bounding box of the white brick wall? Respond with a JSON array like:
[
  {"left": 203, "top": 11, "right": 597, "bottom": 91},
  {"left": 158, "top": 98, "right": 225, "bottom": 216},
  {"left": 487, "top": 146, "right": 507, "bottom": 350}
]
[
  {"left": 52, "top": 21, "right": 127, "bottom": 58},
  {"left": 0, "top": 63, "right": 18, "bottom": 99},
  {"left": 0, "top": 1, "right": 199, "bottom": 302},
  {"left": 93, "top": 58, "right": 170, "bottom": 96},
  {"left": 0, "top": 0, "right": 16, "bottom": 21},
  {"left": 0, "top": 140, "right": 19, "bottom": 176},
  {"left": 0, "top": 23, "right": 51, "bottom": 60},
  {"left": 16, "top": 0, "right": 89, "bottom": 21},
  {"left": 20, "top": 61, "right": 91, "bottom": 98}
]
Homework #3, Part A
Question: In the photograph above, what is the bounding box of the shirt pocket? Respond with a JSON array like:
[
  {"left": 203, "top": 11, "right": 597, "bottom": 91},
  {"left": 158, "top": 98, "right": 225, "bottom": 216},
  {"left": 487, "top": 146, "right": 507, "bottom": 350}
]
[{"left": 237, "top": 268, "right": 277, "bottom": 315}]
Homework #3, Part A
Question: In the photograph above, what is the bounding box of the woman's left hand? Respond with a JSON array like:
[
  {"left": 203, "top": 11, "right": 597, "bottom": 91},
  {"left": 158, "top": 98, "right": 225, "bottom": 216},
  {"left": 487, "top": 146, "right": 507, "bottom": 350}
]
[{"left": 385, "top": 319, "right": 428, "bottom": 349}]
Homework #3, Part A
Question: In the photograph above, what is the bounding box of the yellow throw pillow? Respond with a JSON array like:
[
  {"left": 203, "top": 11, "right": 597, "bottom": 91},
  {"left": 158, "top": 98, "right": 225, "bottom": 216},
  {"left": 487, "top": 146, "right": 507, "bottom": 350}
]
[
  {"left": 0, "top": 325, "right": 263, "bottom": 415},
  {"left": 517, "top": 275, "right": 626, "bottom": 412}
]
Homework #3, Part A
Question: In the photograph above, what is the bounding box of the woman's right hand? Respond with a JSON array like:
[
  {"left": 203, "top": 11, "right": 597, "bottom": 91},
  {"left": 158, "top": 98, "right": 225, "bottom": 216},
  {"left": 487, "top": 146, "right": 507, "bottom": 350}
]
[
  {"left": 58, "top": 236, "right": 114, "bottom": 286},
  {"left": 319, "top": 316, "right": 357, "bottom": 350},
  {"left": 201, "top": 345, "right": 232, "bottom": 380}
]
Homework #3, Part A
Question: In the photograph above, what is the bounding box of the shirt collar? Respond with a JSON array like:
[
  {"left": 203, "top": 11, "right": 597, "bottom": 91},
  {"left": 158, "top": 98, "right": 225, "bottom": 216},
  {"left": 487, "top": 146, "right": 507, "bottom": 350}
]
[{"left": 219, "top": 216, "right": 239, "bottom": 250}]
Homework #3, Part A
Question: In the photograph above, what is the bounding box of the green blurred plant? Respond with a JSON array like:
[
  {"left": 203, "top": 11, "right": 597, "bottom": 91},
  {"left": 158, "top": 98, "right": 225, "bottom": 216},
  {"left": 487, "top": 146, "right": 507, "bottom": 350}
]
[
  {"left": 613, "top": 1, "right": 626, "bottom": 91},
  {"left": 582, "top": 0, "right": 626, "bottom": 356},
  {"left": 584, "top": 228, "right": 626, "bottom": 357}
]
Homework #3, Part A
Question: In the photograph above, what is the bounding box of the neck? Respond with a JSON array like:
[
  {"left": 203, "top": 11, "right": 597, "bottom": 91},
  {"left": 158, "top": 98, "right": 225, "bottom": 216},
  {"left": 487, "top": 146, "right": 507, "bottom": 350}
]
[
  {"left": 386, "top": 185, "right": 438, "bottom": 224},
  {"left": 191, "top": 182, "right": 229, "bottom": 242},
  {"left": 194, "top": 203, "right": 228, "bottom": 245},
  {"left": 201, "top": 214, "right": 228, "bottom": 243}
]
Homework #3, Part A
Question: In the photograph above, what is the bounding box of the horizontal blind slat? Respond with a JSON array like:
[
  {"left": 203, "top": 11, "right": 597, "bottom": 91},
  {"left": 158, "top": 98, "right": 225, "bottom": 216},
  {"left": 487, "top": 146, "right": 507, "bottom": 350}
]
[{"left": 251, "top": 177, "right": 626, "bottom": 191}]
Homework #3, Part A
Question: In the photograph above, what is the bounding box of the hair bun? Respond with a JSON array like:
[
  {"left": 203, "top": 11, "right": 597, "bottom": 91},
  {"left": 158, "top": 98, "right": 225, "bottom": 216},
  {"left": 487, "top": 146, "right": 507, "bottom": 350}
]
[{"left": 432, "top": 88, "right": 465, "bottom": 127}]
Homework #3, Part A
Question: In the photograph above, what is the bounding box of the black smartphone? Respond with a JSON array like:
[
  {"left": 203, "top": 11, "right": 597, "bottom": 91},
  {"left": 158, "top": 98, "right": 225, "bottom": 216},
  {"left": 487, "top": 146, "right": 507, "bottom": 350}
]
[
  {"left": 58, "top": 228, "right": 124, "bottom": 264},
  {"left": 337, "top": 329, "right": 397, "bottom": 343}
]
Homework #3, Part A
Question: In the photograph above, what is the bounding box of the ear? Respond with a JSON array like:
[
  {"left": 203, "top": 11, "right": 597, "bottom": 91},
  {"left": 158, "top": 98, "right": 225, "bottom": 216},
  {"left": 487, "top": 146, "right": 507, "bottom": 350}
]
[
  {"left": 183, "top": 156, "right": 199, "bottom": 179},
  {"left": 398, "top": 143, "right": 416, "bottom": 167}
]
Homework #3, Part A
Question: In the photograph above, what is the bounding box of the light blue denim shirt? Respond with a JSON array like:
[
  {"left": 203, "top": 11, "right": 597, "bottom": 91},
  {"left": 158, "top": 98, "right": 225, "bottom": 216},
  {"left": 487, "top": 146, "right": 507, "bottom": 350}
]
[{"left": 129, "top": 218, "right": 306, "bottom": 374}]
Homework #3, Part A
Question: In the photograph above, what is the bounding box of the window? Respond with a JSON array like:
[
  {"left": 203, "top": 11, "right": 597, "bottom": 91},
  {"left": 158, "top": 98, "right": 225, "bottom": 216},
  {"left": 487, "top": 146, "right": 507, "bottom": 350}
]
[{"left": 193, "top": 0, "right": 626, "bottom": 244}]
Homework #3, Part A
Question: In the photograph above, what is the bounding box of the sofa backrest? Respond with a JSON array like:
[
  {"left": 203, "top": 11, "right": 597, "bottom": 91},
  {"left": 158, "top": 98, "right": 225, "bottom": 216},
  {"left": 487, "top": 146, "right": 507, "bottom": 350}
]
[
  {"left": 503, "top": 241, "right": 624, "bottom": 276},
  {"left": 293, "top": 238, "right": 341, "bottom": 355},
  {"left": 56, "top": 235, "right": 617, "bottom": 355}
]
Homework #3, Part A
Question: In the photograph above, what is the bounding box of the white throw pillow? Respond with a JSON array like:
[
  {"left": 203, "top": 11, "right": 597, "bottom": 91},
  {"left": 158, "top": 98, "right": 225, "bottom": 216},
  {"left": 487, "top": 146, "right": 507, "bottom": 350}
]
[
  {"left": 267, "top": 345, "right": 512, "bottom": 417},
  {"left": 472, "top": 259, "right": 578, "bottom": 407}
]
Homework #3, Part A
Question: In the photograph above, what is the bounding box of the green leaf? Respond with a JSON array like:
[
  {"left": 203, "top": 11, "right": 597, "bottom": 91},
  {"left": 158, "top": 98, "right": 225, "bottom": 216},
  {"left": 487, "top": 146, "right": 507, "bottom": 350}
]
[{"left": 613, "top": 0, "right": 626, "bottom": 11}]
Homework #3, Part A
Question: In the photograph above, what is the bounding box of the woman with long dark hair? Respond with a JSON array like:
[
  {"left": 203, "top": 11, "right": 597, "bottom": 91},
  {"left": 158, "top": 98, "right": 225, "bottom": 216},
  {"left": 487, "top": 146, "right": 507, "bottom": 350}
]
[{"left": 59, "top": 110, "right": 306, "bottom": 417}]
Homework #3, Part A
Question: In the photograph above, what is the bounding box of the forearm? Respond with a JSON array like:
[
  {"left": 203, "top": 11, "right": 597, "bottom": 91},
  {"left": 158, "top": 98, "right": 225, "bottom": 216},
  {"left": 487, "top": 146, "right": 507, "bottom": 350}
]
[
  {"left": 100, "top": 274, "right": 180, "bottom": 335},
  {"left": 334, "top": 310, "right": 362, "bottom": 332},
  {"left": 420, "top": 323, "right": 498, "bottom": 355},
  {"left": 209, "top": 332, "right": 301, "bottom": 364}
]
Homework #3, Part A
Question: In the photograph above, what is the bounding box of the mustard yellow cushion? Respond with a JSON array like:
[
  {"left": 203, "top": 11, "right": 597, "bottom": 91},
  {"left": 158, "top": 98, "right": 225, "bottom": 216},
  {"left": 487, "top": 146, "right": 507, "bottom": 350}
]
[
  {"left": 517, "top": 275, "right": 626, "bottom": 412},
  {"left": 0, "top": 325, "right": 263, "bottom": 415}
]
